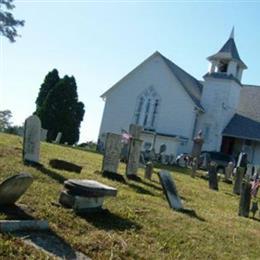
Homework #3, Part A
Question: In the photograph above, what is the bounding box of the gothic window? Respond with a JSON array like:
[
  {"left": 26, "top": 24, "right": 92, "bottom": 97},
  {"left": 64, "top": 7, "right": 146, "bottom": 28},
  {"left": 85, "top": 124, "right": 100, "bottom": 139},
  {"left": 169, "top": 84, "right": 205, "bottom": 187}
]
[{"left": 134, "top": 87, "right": 160, "bottom": 130}]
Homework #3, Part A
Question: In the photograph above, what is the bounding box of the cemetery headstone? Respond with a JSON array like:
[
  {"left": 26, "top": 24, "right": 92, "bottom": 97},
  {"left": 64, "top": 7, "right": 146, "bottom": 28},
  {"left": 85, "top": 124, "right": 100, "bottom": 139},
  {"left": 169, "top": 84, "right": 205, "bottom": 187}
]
[
  {"left": 238, "top": 179, "right": 251, "bottom": 217},
  {"left": 0, "top": 173, "right": 33, "bottom": 206},
  {"left": 144, "top": 161, "right": 153, "bottom": 180},
  {"left": 40, "top": 128, "right": 48, "bottom": 142},
  {"left": 54, "top": 132, "right": 62, "bottom": 144},
  {"left": 126, "top": 137, "right": 143, "bottom": 178},
  {"left": 59, "top": 179, "right": 117, "bottom": 212},
  {"left": 191, "top": 157, "right": 197, "bottom": 178},
  {"left": 23, "top": 115, "right": 41, "bottom": 164},
  {"left": 102, "top": 133, "right": 122, "bottom": 174},
  {"left": 129, "top": 124, "right": 143, "bottom": 139},
  {"left": 208, "top": 161, "right": 218, "bottom": 191},
  {"left": 158, "top": 171, "right": 183, "bottom": 210},
  {"left": 233, "top": 167, "right": 245, "bottom": 195},
  {"left": 224, "top": 162, "right": 234, "bottom": 184}
]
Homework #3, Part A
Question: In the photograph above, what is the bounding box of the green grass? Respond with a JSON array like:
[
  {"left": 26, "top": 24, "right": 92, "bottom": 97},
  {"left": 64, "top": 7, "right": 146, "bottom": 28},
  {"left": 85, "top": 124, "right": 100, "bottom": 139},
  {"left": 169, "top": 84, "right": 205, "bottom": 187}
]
[{"left": 0, "top": 133, "right": 260, "bottom": 259}]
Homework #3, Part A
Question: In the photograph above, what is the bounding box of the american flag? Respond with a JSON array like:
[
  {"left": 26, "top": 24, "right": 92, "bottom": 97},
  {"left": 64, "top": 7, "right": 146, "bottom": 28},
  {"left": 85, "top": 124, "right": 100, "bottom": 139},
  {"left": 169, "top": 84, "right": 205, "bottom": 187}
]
[{"left": 121, "top": 129, "right": 132, "bottom": 144}]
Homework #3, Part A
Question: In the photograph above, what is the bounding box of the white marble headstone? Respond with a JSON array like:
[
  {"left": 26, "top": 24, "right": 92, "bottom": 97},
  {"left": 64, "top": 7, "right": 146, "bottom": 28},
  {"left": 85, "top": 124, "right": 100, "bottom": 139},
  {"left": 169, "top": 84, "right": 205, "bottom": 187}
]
[
  {"left": 55, "top": 132, "right": 62, "bottom": 144},
  {"left": 23, "top": 115, "right": 41, "bottom": 163}
]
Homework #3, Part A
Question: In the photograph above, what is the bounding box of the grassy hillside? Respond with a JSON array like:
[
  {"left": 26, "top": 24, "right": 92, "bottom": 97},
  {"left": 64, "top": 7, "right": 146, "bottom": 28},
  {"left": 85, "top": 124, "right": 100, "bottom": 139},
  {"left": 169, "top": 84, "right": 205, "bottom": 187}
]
[{"left": 0, "top": 133, "right": 259, "bottom": 259}]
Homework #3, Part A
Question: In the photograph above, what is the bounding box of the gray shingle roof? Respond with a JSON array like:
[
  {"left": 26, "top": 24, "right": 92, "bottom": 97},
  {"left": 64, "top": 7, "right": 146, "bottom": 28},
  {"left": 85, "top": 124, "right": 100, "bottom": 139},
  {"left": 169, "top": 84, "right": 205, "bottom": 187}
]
[
  {"left": 237, "top": 85, "right": 260, "bottom": 123},
  {"left": 159, "top": 53, "right": 204, "bottom": 110},
  {"left": 219, "top": 38, "right": 241, "bottom": 61},
  {"left": 223, "top": 113, "right": 260, "bottom": 141}
]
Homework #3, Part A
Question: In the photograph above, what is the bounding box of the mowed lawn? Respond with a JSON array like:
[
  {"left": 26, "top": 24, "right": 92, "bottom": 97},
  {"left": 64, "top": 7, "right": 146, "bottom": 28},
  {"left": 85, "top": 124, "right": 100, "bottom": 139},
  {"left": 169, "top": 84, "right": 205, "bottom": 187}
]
[{"left": 0, "top": 133, "right": 259, "bottom": 259}]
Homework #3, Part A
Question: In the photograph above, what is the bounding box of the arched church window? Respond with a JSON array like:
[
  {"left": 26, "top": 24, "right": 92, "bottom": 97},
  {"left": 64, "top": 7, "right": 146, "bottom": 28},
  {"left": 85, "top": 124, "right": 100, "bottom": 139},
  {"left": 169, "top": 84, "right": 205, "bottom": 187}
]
[
  {"left": 134, "top": 87, "right": 160, "bottom": 130},
  {"left": 135, "top": 97, "right": 144, "bottom": 124}
]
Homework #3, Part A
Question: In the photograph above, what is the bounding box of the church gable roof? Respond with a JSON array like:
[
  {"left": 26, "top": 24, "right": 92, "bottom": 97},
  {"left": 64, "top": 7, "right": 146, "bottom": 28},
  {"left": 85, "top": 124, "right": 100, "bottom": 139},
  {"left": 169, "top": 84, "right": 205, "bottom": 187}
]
[
  {"left": 223, "top": 113, "right": 260, "bottom": 141},
  {"left": 158, "top": 54, "right": 203, "bottom": 110},
  {"left": 101, "top": 51, "right": 204, "bottom": 110}
]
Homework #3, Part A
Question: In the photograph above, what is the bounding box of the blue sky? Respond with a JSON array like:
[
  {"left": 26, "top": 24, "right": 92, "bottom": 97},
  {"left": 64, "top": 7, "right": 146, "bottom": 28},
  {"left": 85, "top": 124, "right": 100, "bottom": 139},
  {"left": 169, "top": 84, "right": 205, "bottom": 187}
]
[{"left": 1, "top": 1, "right": 260, "bottom": 142}]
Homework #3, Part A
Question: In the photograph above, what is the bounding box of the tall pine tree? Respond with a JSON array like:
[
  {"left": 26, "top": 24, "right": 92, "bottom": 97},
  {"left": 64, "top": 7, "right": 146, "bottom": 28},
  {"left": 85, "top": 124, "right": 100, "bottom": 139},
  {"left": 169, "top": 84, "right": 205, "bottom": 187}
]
[{"left": 36, "top": 70, "right": 85, "bottom": 144}]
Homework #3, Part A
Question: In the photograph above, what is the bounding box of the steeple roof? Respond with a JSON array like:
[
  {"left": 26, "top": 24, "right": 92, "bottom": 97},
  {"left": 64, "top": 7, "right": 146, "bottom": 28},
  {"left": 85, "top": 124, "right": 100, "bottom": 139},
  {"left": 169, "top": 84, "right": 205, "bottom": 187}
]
[{"left": 208, "top": 28, "right": 247, "bottom": 69}]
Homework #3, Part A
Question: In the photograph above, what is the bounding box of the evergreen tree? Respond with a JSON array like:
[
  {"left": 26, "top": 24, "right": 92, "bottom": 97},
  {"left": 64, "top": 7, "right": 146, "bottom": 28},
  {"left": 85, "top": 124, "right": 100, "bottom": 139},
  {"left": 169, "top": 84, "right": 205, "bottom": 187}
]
[
  {"left": 0, "top": 0, "right": 25, "bottom": 42},
  {"left": 35, "top": 69, "right": 60, "bottom": 112},
  {"left": 36, "top": 73, "right": 85, "bottom": 144}
]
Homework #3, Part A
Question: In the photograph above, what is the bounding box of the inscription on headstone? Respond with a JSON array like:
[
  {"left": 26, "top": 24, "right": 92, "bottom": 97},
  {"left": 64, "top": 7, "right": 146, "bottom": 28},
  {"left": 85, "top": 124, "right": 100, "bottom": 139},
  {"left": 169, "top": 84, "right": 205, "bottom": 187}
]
[
  {"left": 102, "top": 133, "right": 122, "bottom": 173},
  {"left": 23, "top": 115, "right": 41, "bottom": 164},
  {"left": 158, "top": 171, "right": 183, "bottom": 210},
  {"left": 126, "top": 138, "right": 142, "bottom": 176}
]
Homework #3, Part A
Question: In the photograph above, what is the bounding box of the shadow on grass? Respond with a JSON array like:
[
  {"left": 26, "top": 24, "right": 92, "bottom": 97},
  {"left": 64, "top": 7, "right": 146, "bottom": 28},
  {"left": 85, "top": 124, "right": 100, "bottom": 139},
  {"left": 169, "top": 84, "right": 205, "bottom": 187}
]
[
  {"left": 77, "top": 209, "right": 142, "bottom": 231},
  {"left": 15, "top": 230, "right": 87, "bottom": 259},
  {"left": 179, "top": 208, "right": 206, "bottom": 222},
  {"left": 128, "top": 177, "right": 162, "bottom": 192},
  {"left": 154, "top": 164, "right": 190, "bottom": 175},
  {"left": 127, "top": 182, "right": 156, "bottom": 196},
  {"left": 0, "top": 204, "right": 35, "bottom": 220},
  {"left": 37, "top": 165, "right": 67, "bottom": 184},
  {"left": 102, "top": 171, "right": 127, "bottom": 184}
]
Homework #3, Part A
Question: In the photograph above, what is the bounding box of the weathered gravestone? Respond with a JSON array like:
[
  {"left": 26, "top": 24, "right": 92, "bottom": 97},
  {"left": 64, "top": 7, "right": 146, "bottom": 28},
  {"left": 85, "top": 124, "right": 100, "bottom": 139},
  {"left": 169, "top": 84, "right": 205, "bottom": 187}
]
[
  {"left": 59, "top": 179, "right": 117, "bottom": 212},
  {"left": 144, "top": 161, "right": 153, "bottom": 180},
  {"left": 208, "top": 161, "right": 218, "bottom": 191},
  {"left": 54, "top": 132, "right": 62, "bottom": 144},
  {"left": 0, "top": 173, "right": 33, "bottom": 206},
  {"left": 233, "top": 167, "right": 245, "bottom": 195},
  {"left": 126, "top": 138, "right": 143, "bottom": 178},
  {"left": 238, "top": 178, "right": 252, "bottom": 218},
  {"left": 224, "top": 161, "right": 234, "bottom": 184},
  {"left": 158, "top": 171, "right": 183, "bottom": 210},
  {"left": 102, "top": 133, "right": 122, "bottom": 174},
  {"left": 129, "top": 124, "right": 142, "bottom": 139},
  {"left": 40, "top": 128, "right": 48, "bottom": 142},
  {"left": 190, "top": 131, "right": 204, "bottom": 177},
  {"left": 23, "top": 115, "right": 41, "bottom": 164}
]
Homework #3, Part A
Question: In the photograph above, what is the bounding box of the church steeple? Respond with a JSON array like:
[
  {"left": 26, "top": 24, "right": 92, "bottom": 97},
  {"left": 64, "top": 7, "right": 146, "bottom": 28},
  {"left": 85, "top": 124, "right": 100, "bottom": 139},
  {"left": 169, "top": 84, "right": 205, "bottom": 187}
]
[{"left": 207, "top": 28, "right": 247, "bottom": 82}]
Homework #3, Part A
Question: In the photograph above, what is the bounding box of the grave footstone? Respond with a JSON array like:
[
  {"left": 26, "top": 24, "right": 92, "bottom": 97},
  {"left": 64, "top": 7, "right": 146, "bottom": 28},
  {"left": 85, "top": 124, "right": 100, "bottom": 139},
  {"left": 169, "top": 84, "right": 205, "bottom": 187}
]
[
  {"left": 144, "top": 161, "right": 153, "bottom": 180},
  {"left": 59, "top": 179, "right": 117, "bottom": 212},
  {"left": 208, "top": 161, "right": 218, "bottom": 191},
  {"left": 23, "top": 115, "right": 41, "bottom": 164},
  {"left": 233, "top": 167, "right": 245, "bottom": 195},
  {"left": 158, "top": 171, "right": 183, "bottom": 210},
  {"left": 0, "top": 173, "right": 33, "bottom": 206},
  {"left": 238, "top": 179, "right": 251, "bottom": 217},
  {"left": 102, "top": 133, "right": 122, "bottom": 174},
  {"left": 126, "top": 138, "right": 143, "bottom": 178}
]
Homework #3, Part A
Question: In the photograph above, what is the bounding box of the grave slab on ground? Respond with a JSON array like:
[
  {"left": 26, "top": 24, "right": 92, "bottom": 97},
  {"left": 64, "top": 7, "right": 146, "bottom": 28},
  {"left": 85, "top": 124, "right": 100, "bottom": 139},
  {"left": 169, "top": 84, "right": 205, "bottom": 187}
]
[{"left": 49, "top": 159, "right": 82, "bottom": 173}]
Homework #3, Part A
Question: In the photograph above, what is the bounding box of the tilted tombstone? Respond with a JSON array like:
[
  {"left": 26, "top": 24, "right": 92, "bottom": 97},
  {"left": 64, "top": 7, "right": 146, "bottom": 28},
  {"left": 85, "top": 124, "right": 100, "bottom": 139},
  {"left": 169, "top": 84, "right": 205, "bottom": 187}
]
[
  {"left": 208, "top": 161, "right": 218, "bottom": 191},
  {"left": 54, "top": 132, "right": 62, "bottom": 144},
  {"left": 23, "top": 115, "right": 41, "bottom": 164},
  {"left": 126, "top": 138, "right": 143, "bottom": 177},
  {"left": 158, "top": 171, "right": 183, "bottom": 210},
  {"left": 0, "top": 173, "right": 33, "bottom": 206},
  {"left": 40, "top": 128, "right": 48, "bottom": 141},
  {"left": 102, "top": 133, "right": 122, "bottom": 174},
  {"left": 233, "top": 167, "right": 245, "bottom": 195}
]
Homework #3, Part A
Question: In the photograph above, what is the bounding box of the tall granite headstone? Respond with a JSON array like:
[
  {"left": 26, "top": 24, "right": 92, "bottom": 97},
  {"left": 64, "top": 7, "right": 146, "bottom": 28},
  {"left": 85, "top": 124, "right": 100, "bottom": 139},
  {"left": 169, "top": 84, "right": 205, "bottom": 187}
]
[
  {"left": 238, "top": 179, "right": 252, "bottom": 217},
  {"left": 23, "top": 115, "right": 41, "bottom": 164},
  {"left": 208, "top": 161, "right": 218, "bottom": 191},
  {"left": 233, "top": 167, "right": 245, "bottom": 195},
  {"left": 102, "top": 133, "right": 122, "bottom": 174},
  {"left": 126, "top": 138, "right": 143, "bottom": 177}
]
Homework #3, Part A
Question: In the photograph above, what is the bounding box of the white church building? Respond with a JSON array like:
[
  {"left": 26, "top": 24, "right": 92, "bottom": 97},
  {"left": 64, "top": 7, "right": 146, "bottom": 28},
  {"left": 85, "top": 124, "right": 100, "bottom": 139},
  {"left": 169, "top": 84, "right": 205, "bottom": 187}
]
[{"left": 98, "top": 29, "right": 260, "bottom": 164}]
